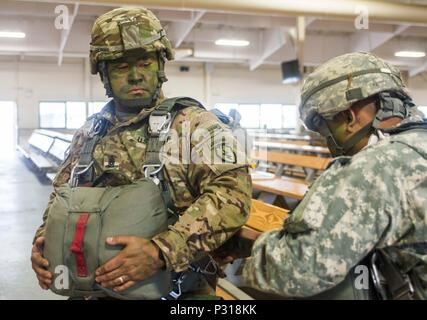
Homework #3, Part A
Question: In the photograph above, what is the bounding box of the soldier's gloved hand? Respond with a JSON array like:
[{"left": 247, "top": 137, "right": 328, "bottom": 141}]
[
  {"left": 31, "top": 237, "right": 52, "bottom": 290},
  {"left": 211, "top": 228, "right": 261, "bottom": 265},
  {"left": 95, "top": 236, "right": 165, "bottom": 293}
]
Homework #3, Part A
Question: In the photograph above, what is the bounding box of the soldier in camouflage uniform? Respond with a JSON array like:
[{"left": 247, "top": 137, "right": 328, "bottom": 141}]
[
  {"left": 30, "top": 7, "right": 251, "bottom": 298},
  {"left": 216, "top": 52, "right": 427, "bottom": 299}
]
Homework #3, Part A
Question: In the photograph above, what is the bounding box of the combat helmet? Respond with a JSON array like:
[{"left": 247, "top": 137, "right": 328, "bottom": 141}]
[
  {"left": 299, "top": 51, "right": 416, "bottom": 156},
  {"left": 90, "top": 7, "right": 174, "bottom": 107}
]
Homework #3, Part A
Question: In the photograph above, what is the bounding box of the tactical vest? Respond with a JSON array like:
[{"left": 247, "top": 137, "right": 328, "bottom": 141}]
[
  {"left": 309, "top": 123, "right": 427, "bottom": 300},
  {"left": 43, "top": 97, "right": 219, "bottom": 300}
]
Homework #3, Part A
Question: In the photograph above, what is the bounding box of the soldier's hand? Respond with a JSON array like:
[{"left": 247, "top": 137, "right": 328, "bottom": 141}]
[
  {"left": 31, "top": 237, "right": 52, "bottom": 290},
  {"left": 212, "top": 228, "right": 261, "bottom": 265},
  {"left": 95, "top": 236, "right": 165, "bottom": 293}
]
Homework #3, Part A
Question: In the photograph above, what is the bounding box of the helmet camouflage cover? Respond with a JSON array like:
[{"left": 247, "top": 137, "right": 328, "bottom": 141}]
[
  {"left": 90, "top": 7, "right": 174, "bottom": 74},
  {"left": 299, "top": 51, "right": 408, "bottom": 131}
]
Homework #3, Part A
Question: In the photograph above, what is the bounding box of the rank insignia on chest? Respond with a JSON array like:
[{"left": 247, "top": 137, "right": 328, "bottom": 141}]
[{"left": 104, "top": 155, "right": 119, "bottom": 169}]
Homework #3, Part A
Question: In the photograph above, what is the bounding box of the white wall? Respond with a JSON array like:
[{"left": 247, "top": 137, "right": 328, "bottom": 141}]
[
  {"left": 408, "top": 75, "right": 427, "bottom": 106},
  {"left": 0, "top": 56, "right": 426, "bottom": 130}
]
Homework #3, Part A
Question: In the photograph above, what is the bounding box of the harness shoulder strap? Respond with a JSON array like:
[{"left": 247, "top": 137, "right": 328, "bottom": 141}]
[
  {"left": 143, "top": 97, "right": 205, "bottom": 213},
  {"left": 144, "top": 97, "right": 205, "bottom": 173},
  {"left": 71, "top": 115, "right": 110, "bottom": 187}
]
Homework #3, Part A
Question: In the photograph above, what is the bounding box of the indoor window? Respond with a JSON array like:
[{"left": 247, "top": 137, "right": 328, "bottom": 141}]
[
  {"left": 39, "top": 102, "right": 65, "bottom": 128},
  {"left": 260, "top": 104, "right": 282, "bottom": 129},
  {"left": 238, "top": 104, "right": 260, "bottom": 128},
  {"left": 282, "top": 104, "right": 298, "bottom": 129},
  {"left": 88, "top": 101, "right": 106, "bottom": 117},
  {"left": 66, "top": 102, "right": 87, "bottom": 129}
]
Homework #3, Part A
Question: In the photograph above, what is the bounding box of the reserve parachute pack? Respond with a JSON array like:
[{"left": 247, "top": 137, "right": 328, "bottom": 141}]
[{"left": 43, "top": 97, "right": 234, "bottom": 300}]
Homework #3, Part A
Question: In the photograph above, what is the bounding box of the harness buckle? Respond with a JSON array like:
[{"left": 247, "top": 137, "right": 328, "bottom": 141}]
[
  {"left": 370, "top": 251, "right": 415, "bottom": 300},
  {"left": 70, "top": 161, "right": 94, "bottom": 187},
  {"left": 161, "top": 272, "right": 186, "bottom": 300},
  {"left": 149, "top": 113, "right": 172, "bottom": 139},
  {"left": 189, "top": 256, "right": 219, "bottom": 276},
  {"left": 142, "top": 164, "right": 164, "bottom": 185}
]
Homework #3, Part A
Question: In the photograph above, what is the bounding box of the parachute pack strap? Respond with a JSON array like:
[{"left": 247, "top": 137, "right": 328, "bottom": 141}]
[
  {"left": 385, "top": 121, "right": 427, "bottom": 136},
  {"left": 144, "top": 97, "right": 205, "bottom": 216},
  {"left": 145, "top": 97, "right": 204, "bottom": 167},
  {"left": 371, "top": 248, "right": 415, "bottom": 300},
  {"left": 161, "top": 256, "right": 221, "bottom": 300},
  {"left": 71, "top": 116, "right": 109, "bottom": 186},
  {"left": 395, "top": 242, "right": 427, "bottom": 253}
]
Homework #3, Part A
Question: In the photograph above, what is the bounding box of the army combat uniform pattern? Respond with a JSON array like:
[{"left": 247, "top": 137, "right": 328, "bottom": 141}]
[
  {"left": 243, "top": 119, "right": 427, "bottom": 297},
  {"left": 35, "top": 98, "right": 252, "bottom": 273}
]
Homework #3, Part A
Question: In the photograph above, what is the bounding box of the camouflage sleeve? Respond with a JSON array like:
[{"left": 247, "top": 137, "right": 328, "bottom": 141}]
[
  {"left": 243, "top": 147, "right": 414, "bottom": 297},
  {"left": 152, "top": 107, "right": 252, "bottom": 272},
  {"left": 33, "top": 125, "right": 89, "bottom": 243}
]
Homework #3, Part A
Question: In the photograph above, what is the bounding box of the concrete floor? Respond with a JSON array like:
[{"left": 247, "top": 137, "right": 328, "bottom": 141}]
[{"left": 0, "top": 151, "right": 65, "bottom": 299}]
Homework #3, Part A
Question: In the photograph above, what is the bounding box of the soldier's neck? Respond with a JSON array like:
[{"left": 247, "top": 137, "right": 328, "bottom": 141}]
[{"left": 114, "top": 100, "right": 145, "bottom": 115}]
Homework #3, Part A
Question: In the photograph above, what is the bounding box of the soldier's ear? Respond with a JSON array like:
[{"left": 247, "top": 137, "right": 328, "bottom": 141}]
[{"left": 345, "top": 109, "right": 358, "bottom": 133}]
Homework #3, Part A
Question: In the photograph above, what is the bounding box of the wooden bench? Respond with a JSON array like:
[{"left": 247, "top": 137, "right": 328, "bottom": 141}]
[
  {"left": 17, "top": 129, "right": 73, "bottom": 180},
  {"left": 216, "top": 199, "right": 289, "bottom": 300},
  {"left": 250, "top": 149, "right": 331, "bottom": 207},
  {"left": 255, "top": 138, "right": 310, "bottom": 146},
  {"left": 17, "top": 131, "right": 56, "bottom": 174},
  {"left": 249, "top": 132, "right": 325, "bottom": 146},
  {"left": 47, "top": 137, "right": 71, "bottom": 163},
  {"left": 28, "top": 131, "right": 55, "bottom": 154}
]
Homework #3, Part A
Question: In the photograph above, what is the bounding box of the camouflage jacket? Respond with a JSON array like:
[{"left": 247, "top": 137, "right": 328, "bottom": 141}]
[
  {"left": 35, "top": 98, "right": 252, "bottom": 272},
  {"left": 243, "top": 122, "right": 427, "bottom": 297}
]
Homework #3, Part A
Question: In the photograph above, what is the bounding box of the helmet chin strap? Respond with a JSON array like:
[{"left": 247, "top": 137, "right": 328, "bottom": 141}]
[
  {"left": 318, "top": 120, "right": 374, "bottom": 157},
  {"left": 98, "top": 51, "right": 168, "bottom": 110},
  {"left": 318, "top": 91, "right": 415, "bottom": 157}
]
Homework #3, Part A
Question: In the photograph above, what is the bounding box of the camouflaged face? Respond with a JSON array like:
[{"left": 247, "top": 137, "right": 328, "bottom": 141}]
[
  {"left": 300, "top": 52, "right": 408, "bottom": 129},
  {"left": 90, "top": 7, "right": 174, "bottom": 74},
  {"left": 243, "top": 126, "right": 427, "bottom": 297}
]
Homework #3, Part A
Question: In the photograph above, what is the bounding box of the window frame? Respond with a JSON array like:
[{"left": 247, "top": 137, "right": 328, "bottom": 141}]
[
  {"left": 214, "top": 102, "right": 299, "bottom": 130},
  {"left": 65, "top": 101, "right": 88, "bottom": 130},
  {"left": 38, "top": 101, "right": 67, "bottom": 129},
  {"left": 38, "top": 100, "right": 108, "bottom": 129}
]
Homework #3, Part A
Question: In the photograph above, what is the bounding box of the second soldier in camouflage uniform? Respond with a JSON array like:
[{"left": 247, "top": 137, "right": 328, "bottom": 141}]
[
  {"left": 217, "top": 52, "right": 427, "bottom": 299},
  {"left": 30, "top": 7, "right": 251, "bottom": 298}
]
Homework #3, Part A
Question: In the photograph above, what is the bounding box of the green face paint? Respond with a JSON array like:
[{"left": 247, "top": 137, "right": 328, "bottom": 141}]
[
  {"left": 108, "top": 51, "right": 159, "bottom": 111},
  {"left": 329, "top": 121, "right": 348, "bottom": 144}
]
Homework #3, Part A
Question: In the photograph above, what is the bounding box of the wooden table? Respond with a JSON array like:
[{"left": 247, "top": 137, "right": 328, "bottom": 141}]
[
  {"left": 215, "top": 199, "right": 289, "bottom": 300},
  {"left": 253, "top": 141, "right": 330, "bottom": 156}
]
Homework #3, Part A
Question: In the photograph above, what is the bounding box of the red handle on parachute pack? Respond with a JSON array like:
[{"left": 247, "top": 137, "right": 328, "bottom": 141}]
[{"left": 69, "top": 213, "right": 90, "bottom": 277}]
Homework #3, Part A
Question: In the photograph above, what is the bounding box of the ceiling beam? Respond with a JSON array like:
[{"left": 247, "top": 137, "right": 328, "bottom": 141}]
[
  {"left": 58, "top": 3, "right": 79, "bottom": 66},
  {"left": 249, "top": 27, "right": 288, "bottom": 71},
  {"left": 350, "top": 24, "right": 409, "bottom": 52},
  {"left": 409, "top": 59, "right": 427, "bottom": 77},
  {"left": 24, "top": 0, "right": 427, "bottom": 25},
  {"left": 167, "top": 10, "right": 205, "bottom": 48}
]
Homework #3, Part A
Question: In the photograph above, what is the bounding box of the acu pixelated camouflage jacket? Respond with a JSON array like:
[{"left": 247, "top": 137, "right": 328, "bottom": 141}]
[
  {"left": 243, "top": 122, "right": 427, "bottom": 298},
  {"left": 35, "top": 98, "right": 252, "bottom": 272}
]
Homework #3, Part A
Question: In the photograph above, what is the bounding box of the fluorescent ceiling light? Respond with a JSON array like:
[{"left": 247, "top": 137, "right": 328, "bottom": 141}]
[
  {"left": 0, "top": 31, "right": 26, "bottom": 39},
  {"left": 215, "top": 39, "right": 250, "bottom": 47},
  {"left": 395, "top": 51, "right": 426, "bottom": 58},
  {"left": 282, "top": 77, "right": 300, "bottom": 85}
]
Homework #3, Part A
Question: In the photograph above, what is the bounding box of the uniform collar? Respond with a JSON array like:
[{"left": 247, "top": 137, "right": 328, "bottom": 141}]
[{"left": 98, "top": 96, "right": 165, "bottom": 130}]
